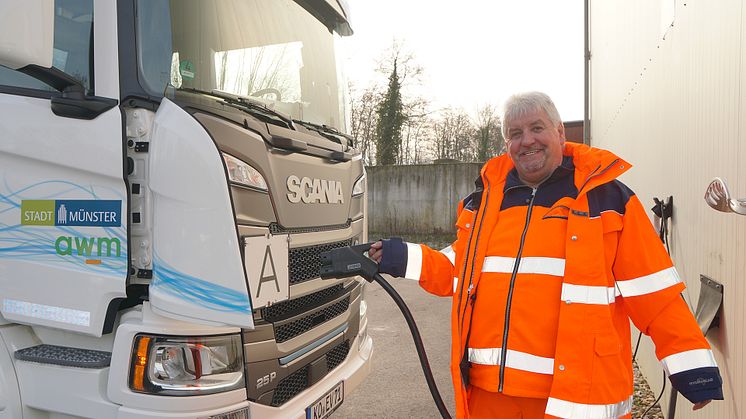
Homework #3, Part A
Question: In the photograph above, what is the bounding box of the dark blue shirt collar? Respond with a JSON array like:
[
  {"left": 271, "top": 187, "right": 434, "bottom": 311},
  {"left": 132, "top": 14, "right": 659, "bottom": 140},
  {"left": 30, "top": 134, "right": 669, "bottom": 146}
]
[{"left": 505, "top": 155, "right": 575, "bottom": 191}]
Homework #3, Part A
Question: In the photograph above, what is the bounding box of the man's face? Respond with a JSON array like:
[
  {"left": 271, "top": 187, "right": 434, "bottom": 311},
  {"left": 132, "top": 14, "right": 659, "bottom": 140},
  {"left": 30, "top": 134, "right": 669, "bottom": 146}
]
[{"left": 505, "top": 108, "right": 566, "bottom": 187}]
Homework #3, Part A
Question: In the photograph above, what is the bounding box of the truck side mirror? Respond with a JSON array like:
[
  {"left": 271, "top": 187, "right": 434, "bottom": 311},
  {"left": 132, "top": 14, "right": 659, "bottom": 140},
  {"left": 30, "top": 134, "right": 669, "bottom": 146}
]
[{"left": 0, "top": 0, "right": 55, "bottom": 69}]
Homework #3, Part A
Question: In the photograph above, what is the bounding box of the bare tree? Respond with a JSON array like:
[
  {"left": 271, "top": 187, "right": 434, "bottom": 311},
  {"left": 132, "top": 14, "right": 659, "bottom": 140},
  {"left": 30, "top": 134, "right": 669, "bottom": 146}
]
[
  {"left": 473, "top": 104, "right": 506, "bottom": 162},
  {"left": 375, "top": 39, "right": 424, "bottom": 88},
  {"left": 349, "top": 82, "right": 382, "bottom": 165},
  {"left": 431, "top": 108, "right": 476, "bottom": 162},
  {"left": 400, "top": 96, "right": 433, "bottom": 164}
]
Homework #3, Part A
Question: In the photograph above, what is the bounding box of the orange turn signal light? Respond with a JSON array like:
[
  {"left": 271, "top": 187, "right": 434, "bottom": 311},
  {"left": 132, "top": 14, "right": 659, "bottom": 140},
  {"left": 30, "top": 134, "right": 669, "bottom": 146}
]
[{"left": 131, "top": 336, "right": 151, "bottom": 391}]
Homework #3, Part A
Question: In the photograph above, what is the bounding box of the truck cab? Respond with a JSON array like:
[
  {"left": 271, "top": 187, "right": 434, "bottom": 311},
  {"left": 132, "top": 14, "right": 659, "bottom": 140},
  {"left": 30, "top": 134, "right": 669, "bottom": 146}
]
[{"left": 0, "top": 1, "right": 371, "bottom": 418}]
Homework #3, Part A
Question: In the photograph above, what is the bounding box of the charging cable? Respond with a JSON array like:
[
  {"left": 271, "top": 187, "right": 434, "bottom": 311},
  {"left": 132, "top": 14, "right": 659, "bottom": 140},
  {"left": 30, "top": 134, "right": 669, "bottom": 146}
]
[{"left": 320, "top": 243, "right": 453, "bottom": 419}]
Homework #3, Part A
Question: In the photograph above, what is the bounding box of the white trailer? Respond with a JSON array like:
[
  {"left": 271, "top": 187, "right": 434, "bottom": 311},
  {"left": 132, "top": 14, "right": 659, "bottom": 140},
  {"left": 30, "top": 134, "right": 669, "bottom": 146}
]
[{"left": 588, "top": 0, "right": 745, "bottom": 417}]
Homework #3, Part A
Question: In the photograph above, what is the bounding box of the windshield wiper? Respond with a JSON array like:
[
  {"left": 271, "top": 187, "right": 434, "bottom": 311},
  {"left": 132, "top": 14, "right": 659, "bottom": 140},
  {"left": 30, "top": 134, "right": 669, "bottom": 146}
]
[
  {"left": 178, "top": 88, "right": 294, "bottom": 129},
  {"left": 293, "top": 119, "right": 353, "bottom": 148}
]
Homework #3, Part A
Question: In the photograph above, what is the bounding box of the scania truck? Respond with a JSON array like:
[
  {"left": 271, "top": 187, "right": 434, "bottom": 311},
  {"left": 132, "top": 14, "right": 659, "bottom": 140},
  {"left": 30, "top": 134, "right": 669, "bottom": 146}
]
[{"left": 0, "top": 1, "right": 372, "bottom": 418}]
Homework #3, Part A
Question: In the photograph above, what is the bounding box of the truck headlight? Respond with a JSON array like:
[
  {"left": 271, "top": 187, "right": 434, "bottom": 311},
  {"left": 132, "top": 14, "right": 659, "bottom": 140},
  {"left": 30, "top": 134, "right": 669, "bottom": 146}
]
[
  {"left": 352, "top": 171, "right": 365, "bottom": 197},
  {"left": 129, "top": 333, "right": 244, "bottom": 396},
  {"left": 223, "top": 152, "right": 268, "bottom": 191}
]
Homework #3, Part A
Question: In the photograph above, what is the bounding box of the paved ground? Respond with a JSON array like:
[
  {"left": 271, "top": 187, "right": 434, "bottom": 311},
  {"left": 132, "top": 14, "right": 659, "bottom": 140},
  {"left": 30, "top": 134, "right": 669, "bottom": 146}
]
[{"left": 335, "top": 275, "right": 456, "bottom": 418}]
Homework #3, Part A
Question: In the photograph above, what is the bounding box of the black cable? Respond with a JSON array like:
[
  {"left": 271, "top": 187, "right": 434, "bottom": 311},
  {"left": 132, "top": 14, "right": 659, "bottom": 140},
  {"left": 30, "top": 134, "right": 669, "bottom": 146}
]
[
  {"left": 641, "top": 370, "right": 667, "bottom": 418},
  {"left": 372, "top": 272, "right": 452, "bottom": 419},
  {"left": 319, "top": 244, "right": 451, "bottom": 418},
  {"left": 632, "top": 330, "right": 643, "bottom": 361}
]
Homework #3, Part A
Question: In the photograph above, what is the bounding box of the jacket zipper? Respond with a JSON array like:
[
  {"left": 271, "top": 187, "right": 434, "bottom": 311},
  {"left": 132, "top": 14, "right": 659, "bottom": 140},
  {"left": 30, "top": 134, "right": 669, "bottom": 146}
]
[
  {"left": 498, "top": 186, "right": 537, "bottom": 392},
  {"left": 455, "top": 178, "right": 491, "bottom": 389},
  {"left": 458, "top": 178, "right": 491, "bottom": 336}
]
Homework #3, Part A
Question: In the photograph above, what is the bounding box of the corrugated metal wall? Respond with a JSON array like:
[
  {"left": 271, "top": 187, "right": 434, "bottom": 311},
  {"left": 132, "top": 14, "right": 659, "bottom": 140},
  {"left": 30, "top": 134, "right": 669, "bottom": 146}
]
[{"left": 590, "top": 0, "right": 745, "bottom": 417}]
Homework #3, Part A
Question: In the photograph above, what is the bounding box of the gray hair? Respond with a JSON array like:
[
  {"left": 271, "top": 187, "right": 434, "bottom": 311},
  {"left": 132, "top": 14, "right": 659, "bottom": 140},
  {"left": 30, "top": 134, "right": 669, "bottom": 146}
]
[{"left": 501, "top": 91, "right": 562, "bottom": 139}]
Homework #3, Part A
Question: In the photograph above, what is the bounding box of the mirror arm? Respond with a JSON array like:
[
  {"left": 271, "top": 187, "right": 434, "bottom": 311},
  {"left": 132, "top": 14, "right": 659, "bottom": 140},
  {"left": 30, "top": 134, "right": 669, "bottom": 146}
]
[
  {"left": 18, "top": 64, "right": 81, "bottom": 92},
  {"left": 17, "top": 64, "right": 118, "bottom": 120}
]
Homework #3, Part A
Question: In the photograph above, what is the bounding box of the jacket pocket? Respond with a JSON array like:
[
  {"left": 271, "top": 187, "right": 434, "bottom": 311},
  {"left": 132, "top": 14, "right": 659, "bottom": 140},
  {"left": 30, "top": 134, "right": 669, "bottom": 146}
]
[
  {"left": 594, "top": 333, "right": 621, "bottom": 356},
  {"left": 590, "top": 333, "right": 632, "bottom": 401},
  {"left": 601, "top": 211, "right": 623, "bottom": 234},
  {"left": 455, "top": 209, "right": 475, "bottom": 241}
]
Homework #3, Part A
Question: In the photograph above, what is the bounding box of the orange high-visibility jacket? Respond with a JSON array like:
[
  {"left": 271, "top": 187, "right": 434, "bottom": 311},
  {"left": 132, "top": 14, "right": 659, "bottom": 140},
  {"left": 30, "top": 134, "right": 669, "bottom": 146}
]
[{"left": 399, "top": 143, "right": 718, "bottom": 418}]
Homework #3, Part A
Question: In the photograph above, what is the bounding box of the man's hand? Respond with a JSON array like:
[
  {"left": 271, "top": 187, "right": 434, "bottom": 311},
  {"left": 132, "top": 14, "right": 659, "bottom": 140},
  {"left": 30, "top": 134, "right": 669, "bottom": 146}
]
[
  {"left": 693, "top": 400, "right": 711, "bottom": 410},
  {"left": 369, "top": 238, "right": 407, "bottom": 277},
  {"left": 368, "top": 240, "right": 383, "bottom": 262}
]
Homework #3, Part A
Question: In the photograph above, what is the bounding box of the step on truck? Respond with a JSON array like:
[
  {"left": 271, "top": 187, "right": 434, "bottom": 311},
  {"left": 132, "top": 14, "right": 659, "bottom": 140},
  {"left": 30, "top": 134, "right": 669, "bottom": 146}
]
[{"left": 0, "top": 1, "right": 372, "bottom": 418}]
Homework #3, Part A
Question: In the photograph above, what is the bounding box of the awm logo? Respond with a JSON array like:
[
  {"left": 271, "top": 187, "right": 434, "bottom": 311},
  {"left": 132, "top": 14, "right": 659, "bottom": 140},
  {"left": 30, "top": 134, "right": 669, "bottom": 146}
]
[{"left": 55, "top": 236, "right": 122, "bottom": 261}]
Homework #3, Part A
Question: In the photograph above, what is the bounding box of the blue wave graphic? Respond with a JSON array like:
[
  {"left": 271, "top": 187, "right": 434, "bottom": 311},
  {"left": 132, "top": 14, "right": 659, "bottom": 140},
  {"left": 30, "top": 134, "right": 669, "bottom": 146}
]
[
  {"left": 0, "top": 179, "right": 127, "bottom": 274},
  {"left": 152, "top": 255, "right": 252, "bottom": 314}
]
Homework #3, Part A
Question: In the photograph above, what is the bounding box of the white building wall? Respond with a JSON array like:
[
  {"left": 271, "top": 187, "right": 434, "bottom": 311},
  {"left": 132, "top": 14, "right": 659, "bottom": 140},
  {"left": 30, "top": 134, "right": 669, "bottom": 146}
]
[{"left": 590, "top": 0, "right": 745, "bottom": 417}]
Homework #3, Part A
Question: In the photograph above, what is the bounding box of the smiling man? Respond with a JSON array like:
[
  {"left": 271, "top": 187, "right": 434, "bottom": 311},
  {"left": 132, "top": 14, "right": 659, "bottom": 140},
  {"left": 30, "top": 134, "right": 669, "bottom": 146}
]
[
  {"left": 369, "top": 92, "right": 723, "bottom": 418},
  {"left": 504, "top": 96, "right": 566, "bottom": 187}
]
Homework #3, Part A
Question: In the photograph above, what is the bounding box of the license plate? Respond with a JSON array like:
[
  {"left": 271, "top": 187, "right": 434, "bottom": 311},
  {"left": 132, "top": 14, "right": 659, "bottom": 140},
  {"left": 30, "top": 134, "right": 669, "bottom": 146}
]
[{"left": 306, "top": 381, "right": 344, "bottom": 419}]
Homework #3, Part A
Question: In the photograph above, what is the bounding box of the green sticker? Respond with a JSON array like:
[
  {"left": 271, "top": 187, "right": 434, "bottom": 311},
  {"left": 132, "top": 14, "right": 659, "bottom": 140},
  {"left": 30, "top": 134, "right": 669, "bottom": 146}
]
[
  {"left": 179, "top": 60, "right": 195, "bottom": 80},
  {"left": 21, "top": 200, "right": 55, "bottom": 226}
]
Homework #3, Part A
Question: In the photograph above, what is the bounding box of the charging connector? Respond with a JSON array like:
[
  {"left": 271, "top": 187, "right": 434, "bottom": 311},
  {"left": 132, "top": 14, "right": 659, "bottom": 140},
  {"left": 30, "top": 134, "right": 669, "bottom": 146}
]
[
  {"left": 319, "top": 243, "right": 379, "bottom": 282},
  {"left": 320, "top": 244, "right": 453, "bottom": 419}
]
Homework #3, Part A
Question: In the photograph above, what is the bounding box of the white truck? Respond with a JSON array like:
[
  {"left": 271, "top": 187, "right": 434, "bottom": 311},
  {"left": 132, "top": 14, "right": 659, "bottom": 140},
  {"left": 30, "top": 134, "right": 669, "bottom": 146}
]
[{"left": 0, "top": 1, "right": 372, "bottom": 418}]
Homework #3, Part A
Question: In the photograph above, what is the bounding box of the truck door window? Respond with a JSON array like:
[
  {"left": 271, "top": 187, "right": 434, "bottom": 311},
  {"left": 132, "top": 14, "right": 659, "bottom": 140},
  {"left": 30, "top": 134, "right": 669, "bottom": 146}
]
[{"left": 0, "top": 0, "right": 93, "bottom": 94}]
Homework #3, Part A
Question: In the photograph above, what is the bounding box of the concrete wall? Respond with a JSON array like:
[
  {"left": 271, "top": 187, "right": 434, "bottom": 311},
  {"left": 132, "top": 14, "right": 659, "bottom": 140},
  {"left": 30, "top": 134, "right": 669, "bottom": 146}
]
[{"left": 367, "top": 163, "right": 483, "bottom": 235}]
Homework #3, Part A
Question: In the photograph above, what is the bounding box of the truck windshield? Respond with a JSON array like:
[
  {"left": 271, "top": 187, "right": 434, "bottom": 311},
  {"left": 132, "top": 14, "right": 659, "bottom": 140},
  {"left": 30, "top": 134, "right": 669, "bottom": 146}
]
[{"left": 136, "top": 0, "right": 351, "bottom": 134}]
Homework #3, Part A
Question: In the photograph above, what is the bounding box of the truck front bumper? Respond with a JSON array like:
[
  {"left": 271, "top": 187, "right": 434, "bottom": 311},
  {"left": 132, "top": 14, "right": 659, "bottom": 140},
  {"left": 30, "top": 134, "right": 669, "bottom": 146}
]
[{"left": 115, "top": 328, "right": 373, "bottom": 419}]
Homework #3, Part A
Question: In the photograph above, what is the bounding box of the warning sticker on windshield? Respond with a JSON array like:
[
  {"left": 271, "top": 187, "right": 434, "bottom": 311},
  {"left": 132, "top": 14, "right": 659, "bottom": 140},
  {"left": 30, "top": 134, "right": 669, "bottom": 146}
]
[{"left": 179, "top": 60, "right": 195, "bottom": 80}]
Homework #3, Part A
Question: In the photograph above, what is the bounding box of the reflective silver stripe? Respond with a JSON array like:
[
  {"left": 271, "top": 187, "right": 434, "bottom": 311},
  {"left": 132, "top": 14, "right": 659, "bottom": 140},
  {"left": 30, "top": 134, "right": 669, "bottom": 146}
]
[
  {"left": 453, "top": 277, "right": 458, "bottom": 293},
  {"left": 661, "top": 349, "right": 717, "bottom": 375},
  {"left": 440, "top": 245, "right": 456, "bottom": 265},
  {"left": 616, "top": 267, "right": 681, "bottom": 297},
  {"left": 468, "top": 347, "right": 554, "bottom": 375},
  {"left": 482, "top": 256, "right": 565, "bottom": 276},
  {"left": 404, "top": 242, "right": 422, "bottom": 280},
  {"left": 545, "top": 396, "right": 632, "bottom": 419},
  {"left": 561, "top": 283, "right": 617, "bottom": 305}
]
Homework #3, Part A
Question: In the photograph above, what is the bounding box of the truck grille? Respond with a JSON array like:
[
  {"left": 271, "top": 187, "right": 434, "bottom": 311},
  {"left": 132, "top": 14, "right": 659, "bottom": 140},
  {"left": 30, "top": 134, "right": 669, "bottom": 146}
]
[
  {"left": 270, "top": 340, "right": 350, "bottom": 407},
  {"left": 326, "top": 340, "right": 351, "bottom": 371},
  {"left": 275, "top": 297, "right": 350, "bottom": 343},
  {"left": 289, "top": 239, "right": 353, "bottom": 285},
  {"left": 261, "top": 284, "right": 344, "bottom": 322},
  {"left": 269, "top": 220, "right": 351, "bottom": 235}
]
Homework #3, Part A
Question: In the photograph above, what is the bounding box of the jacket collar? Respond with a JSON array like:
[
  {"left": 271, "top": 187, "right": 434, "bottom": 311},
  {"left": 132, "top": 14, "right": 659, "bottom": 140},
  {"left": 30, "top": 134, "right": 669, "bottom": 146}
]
[
  {"left": 505, "top": 156, "right": 575, "bottom": 191},
  {"left": 482, "top": 142, "right": 631, "bottom": 197}
]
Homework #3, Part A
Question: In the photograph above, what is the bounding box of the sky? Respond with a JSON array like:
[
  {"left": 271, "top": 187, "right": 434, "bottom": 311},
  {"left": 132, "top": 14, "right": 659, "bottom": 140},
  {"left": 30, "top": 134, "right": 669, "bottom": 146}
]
[{"left": 340, "top": 0, "right": 585, "bottom": 121}]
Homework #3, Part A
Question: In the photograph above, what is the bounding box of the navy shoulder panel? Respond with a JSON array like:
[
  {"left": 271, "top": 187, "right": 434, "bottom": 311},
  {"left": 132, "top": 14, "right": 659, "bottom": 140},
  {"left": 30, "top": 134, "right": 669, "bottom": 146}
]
[
  {"left": 462, "top": 175, "right": 484, "bottom": 211},
  {"left": 587, "top": 180, "right": 635, "bottom": 218}
]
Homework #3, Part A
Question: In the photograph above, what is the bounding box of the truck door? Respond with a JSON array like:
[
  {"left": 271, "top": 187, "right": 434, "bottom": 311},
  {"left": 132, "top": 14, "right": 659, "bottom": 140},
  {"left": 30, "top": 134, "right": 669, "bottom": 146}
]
[{"left": 0, "top": 0, "right": 128, "bottom": 337}]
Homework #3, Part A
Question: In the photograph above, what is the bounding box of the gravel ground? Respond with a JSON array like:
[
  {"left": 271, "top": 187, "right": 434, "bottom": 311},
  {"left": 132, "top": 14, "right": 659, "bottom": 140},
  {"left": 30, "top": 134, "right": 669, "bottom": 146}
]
[
  {"left": 633, "top": 361, "right": 664, "bottom": 419},
  {"left": 372, "top": 233, "right": 665, "bottom": 418}
]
